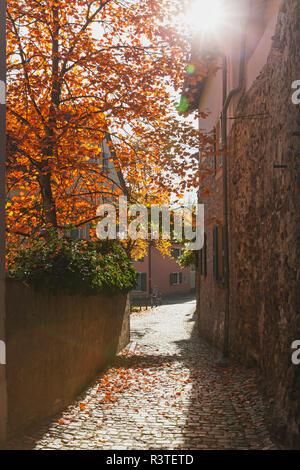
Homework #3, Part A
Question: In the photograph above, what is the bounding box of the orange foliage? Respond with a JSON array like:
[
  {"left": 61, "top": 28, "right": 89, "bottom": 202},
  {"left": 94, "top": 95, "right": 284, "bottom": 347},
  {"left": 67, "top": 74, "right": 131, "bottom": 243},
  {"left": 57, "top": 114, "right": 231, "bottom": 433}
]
[{"left": 6, "top": 0, "right": 215, "bottom": 247}]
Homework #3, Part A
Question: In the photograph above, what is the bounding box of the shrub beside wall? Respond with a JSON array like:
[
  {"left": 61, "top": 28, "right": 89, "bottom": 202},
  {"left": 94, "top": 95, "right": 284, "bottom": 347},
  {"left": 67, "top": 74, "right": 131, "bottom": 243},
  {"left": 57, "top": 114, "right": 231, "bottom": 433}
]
[{"left": 5, "top": 280, "right": 130, "bottom": 436}]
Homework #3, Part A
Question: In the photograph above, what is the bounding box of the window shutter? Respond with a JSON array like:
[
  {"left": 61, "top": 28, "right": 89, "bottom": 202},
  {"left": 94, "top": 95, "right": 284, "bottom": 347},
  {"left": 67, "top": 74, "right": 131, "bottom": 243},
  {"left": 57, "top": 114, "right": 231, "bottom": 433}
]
[
  {"left": 135, "top": 273, "right": 141, "bottom": 291},
  {"left": 85, "top": 225, "right": 90, "bottom": 240},
  {"left": 213, "top": 126, "right": 217, "bottom": 172},
  {"left": 170, "top": 273, "right": 174, "bottom": 285},
  {"left": 204, "top": 233, "right": 207, "bottom": 278},
  {"left": 213, "top": 226, "right": 218, "bottom": 281},
  {"left": 195, "top": 248, "right": 199, "bottom": 270},
  {"left": 199, "top": 249, "right": 203, "bottom": 276},
  {"left": 179, "top": 272, "right": 183, "bottom": 284},
  {"left": 219, "top": 115, "right": 223, "bottom": 168},
  {"left": 141, "top": 273, "right": 147, "bottom": 292},
  {"left": 222, "top": 226, "right": 226, "bottom": 280},
  {"left": 70, "top": 229, "right": 79, "bottom": 239}
]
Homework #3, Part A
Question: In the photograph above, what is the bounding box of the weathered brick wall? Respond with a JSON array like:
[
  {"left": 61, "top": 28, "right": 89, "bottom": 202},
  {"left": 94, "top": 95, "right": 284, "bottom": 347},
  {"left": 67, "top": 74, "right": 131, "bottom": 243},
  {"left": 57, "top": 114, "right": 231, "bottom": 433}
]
[
  {"left": 5, "top": 280, "right": 130, "bottom": 436},
  {"left": 229, "top": 0, "right": 300, "bottom": 448}
]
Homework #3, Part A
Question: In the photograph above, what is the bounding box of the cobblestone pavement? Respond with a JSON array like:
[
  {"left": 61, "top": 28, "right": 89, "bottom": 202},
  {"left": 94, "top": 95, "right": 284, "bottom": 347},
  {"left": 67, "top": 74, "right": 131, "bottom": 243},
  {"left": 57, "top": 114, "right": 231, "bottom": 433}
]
[{"left": 3, "top": 296, "right": 277, "bottom": 450}]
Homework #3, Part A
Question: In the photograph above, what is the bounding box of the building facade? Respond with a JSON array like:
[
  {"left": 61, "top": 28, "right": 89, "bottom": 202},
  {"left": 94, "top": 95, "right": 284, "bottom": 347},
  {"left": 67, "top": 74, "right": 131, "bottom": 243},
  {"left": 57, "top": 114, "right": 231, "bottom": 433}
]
[
  {"left": 70, "top": 135, "right": 126, "bottom": 240},
  {"left": 185, "top": 0, "right": 300, "bottom": 447},
  {"left": 132, "top": 245, "right": 194, "bottom": 298}
]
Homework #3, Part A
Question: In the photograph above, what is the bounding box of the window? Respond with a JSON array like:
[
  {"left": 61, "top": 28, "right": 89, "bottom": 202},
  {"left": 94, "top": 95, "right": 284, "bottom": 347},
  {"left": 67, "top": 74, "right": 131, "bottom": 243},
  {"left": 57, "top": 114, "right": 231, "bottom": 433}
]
[
  {"left": 199, "top": 233, "right": 207, "bottom": 278},
  {"left": 70, "top": 225, "right": 90, "bottom": 240},
  {"left": 171, "top": 248, "right": 181, "bottom": 259},
  {"left": 213, "top": 119, "right": 223, "bottom": 172},
  {"left": 136, "top": 272, "right": 147, "bottom": 292},
  {"left": 79, "top": 224, "right": 90, "bottom": 240},
  {"left": 130, "top": 256, "right": 144, "bottom": 262},
  {"left": 101, "top": 141, "right": 109, "bottom": 173},
  {"left": 212, "top": 127, "right": 217, "bottom": 172},
  {"left": 213, "top": 225, "right": 225, "bottom": 282},
  {"left": 170, "top": 272, "right": 183, "bottom": 286},
  {"left": 102, "top": 151, "right": 109, "bottom": 173},
  {"left": 70, "top": 228, "right": 79, "bottom": 240}
]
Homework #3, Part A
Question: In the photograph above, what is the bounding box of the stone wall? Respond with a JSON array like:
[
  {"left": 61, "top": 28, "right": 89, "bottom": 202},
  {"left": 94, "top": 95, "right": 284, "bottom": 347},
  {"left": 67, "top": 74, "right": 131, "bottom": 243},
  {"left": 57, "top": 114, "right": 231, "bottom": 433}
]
[
  {"left": 228, "top": 0, "right": 300, "bottom": 448},
  {"left": 5, "top": 280, "right": 130, "bottom": 436},
  {"left": 197, "top": 0, "right": 300, "bottom": 448}
]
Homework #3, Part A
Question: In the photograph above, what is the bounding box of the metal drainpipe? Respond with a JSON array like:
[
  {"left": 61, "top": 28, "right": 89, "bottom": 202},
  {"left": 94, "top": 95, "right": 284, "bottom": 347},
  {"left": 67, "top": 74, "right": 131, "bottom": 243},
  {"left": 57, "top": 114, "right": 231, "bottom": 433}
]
[
  {"left": 148, "top": 241, "right": 152, "bottom": 296},
  {"left": 221, "top": 34, "right": 247, "bottom": 358}
]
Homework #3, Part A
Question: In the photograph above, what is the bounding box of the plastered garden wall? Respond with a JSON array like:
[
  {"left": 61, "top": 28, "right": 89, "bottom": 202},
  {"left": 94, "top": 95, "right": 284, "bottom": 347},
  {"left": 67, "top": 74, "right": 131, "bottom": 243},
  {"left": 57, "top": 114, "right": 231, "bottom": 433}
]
[{"left": 5, "top": 280, "right": 130, "bottom": 436}]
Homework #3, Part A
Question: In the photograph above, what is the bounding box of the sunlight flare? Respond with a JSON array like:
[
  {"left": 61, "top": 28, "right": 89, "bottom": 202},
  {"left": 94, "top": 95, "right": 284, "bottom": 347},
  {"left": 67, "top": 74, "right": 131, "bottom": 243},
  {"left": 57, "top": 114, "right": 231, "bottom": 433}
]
[{"left": 184, "top": 0, "right": 227, "bottom": 33}]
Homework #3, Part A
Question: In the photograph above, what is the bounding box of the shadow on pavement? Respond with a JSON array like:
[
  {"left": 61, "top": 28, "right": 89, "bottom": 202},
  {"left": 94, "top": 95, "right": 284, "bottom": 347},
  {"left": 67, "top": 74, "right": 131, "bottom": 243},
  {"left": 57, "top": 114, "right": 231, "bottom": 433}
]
[
  {"left": 1, "top": 298, "right": 275, "bottom": 451},
  {"left": 172, "top": 310, "right": 275, "bottom": 450}
]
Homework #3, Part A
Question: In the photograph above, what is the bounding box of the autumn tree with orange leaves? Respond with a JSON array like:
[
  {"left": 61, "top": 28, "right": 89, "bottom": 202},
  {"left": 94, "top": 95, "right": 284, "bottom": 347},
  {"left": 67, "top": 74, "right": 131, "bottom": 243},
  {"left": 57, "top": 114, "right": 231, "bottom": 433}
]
[{"left": 6, "top": 0, "right": 217, "bottom": 250}]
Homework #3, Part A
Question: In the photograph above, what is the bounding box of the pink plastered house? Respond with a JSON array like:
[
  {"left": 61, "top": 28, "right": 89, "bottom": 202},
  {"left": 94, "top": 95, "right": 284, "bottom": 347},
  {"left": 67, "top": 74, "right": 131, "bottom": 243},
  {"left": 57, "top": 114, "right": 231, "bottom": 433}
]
[{"left": 131, "top": 245, "right": 195, "bottom": 297}]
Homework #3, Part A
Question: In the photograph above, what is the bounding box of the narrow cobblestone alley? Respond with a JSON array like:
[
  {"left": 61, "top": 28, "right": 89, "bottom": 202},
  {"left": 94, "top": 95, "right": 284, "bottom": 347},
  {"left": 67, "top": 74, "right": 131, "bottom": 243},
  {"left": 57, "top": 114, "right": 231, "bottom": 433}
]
[{"left": 4, "top": 296, "right": 277, "bottom": 450}]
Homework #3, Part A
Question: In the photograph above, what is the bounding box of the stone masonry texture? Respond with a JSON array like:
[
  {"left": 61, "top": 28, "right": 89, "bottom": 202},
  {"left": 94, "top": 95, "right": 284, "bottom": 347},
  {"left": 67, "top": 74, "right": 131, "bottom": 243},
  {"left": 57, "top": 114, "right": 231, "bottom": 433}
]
[
  {"left": 229, "top": 0, "right": 300, "bottom": 449},
  {"left": 198, "top": 0, "right": 300, "bottom": 449},
  {"left": 2, "top": 297, "right": 277, "bottom": 450}
]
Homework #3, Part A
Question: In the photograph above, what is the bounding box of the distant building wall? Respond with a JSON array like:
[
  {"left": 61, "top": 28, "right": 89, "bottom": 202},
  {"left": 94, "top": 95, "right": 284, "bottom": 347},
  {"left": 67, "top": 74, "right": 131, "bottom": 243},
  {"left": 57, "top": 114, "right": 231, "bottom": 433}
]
[
  {"left": 132, "top": 246, "right": 192, "bottom": 297},
  {"left": 245, "top": 0, "right": 282, "bottom": 91}
]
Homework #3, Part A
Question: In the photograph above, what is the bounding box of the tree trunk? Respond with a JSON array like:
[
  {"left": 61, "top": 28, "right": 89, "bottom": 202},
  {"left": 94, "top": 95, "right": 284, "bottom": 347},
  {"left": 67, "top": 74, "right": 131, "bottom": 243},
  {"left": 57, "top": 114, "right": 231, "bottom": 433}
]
[
  {"left": 38, "top": 3, "right": 60, "bottom": 231},
  {"left": 39, "top": 168, "right": 57, "bottom": 229}
]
